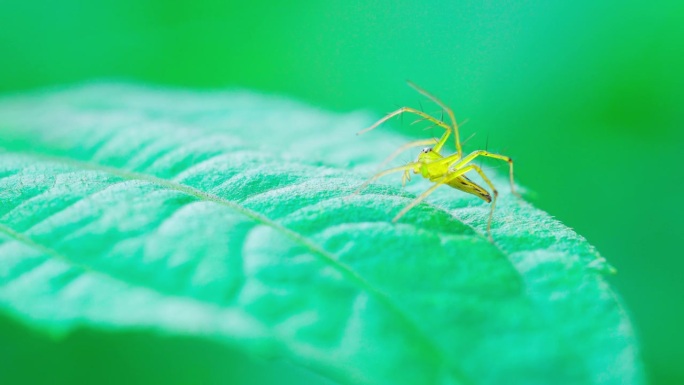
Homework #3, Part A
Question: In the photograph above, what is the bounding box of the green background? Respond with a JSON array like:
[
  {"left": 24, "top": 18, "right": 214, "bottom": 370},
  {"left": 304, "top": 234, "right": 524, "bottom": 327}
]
[{"left": 1, "top": 1, "right": 682, "bottom": 384}]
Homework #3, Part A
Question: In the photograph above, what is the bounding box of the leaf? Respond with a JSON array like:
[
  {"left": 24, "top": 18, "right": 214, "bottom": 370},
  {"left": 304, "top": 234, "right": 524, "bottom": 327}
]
[{"left": 0, "top": 84, "right": 643, "bottom": 385}]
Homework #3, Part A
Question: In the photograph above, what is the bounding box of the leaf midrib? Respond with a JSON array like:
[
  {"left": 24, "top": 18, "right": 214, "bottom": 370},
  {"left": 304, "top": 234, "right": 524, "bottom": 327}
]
[{"left": 0, "top": 150, "right": 472, "bottom": 385}]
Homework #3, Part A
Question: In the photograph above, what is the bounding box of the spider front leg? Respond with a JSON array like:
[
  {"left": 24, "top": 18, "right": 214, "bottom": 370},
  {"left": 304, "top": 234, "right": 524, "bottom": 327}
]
[
  {"left": 401, "top": 168, "right": 412, "bottom": 187},
  {"left": 407, "top": 81, "right": 462, "bottom": 156},
  {"left": 352, "top": 163, "right": 418, "bottom": 195},
  {"left": 357, "top": 106, "right": 451, "bottom": 136},
  {"left": 378, "top": 138, "right": 438, "bottom": 170},
  {"left": 358, "top": 106, "right": 460, "bottom": 157}
]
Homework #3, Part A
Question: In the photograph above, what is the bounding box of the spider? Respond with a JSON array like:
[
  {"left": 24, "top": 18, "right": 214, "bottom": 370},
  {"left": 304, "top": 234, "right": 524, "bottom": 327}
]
[{"left": 353, "top": 81, "right": 519, "bottom": 240}]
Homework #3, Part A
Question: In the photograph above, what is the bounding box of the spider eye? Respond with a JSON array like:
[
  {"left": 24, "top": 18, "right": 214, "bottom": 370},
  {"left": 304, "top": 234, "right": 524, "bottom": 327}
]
[{"left": 422, "top": 147, "right": 432, "bottom": 153}]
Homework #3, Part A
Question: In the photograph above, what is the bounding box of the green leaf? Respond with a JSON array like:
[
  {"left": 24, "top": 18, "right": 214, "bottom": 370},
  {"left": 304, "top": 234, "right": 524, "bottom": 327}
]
[{"left": 0, "top": 84, "right": 643, "bottom": 385}]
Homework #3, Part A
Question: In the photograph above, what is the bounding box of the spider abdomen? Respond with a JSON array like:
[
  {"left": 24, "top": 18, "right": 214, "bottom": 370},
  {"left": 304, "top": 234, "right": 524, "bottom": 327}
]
[{"left": 447, "top": 176, "right": 492, "bottom": 203}]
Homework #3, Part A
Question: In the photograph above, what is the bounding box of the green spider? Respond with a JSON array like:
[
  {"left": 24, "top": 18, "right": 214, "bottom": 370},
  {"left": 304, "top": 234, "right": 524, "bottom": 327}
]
[{"left": 354, "top": 81, "right": 520, "bottom": 240}]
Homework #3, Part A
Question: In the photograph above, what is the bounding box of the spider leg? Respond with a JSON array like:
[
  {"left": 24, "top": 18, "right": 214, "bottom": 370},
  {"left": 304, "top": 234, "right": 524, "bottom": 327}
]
[
  {"left": 352, "top": 163, "right": 418, "bottom": 195},
  {"left": 401, "top": 168, "right": 412, "bottom": 187},
  {"left": 448, "top": 150, "right": 519, "bottom": 197},
  {"left": 377, "top": 138, "right": 438, "bottom": 170},
  {"left": 357, "top": 106, "right": 451, "bottom": 136},
  {"left": 406, "top": 81, "right": 462, "bottom": 157},
  {"left": 465, "top": 164, "right": 499, "bottom": 242},
  {"left": 357, "top": 107, "right": 455, "bottom": 156}
]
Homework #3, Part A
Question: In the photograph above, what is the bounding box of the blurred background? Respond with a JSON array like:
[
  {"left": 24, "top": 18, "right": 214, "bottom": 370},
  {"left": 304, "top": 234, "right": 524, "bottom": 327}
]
[{"left": 0, "top": 1, "right": 682, "bottom": 384}]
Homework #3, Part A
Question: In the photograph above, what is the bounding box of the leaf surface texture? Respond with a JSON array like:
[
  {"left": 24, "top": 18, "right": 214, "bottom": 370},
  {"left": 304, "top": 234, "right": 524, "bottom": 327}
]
[{"left": 0, "top": 85, "right": 642, "bottom": 385}]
